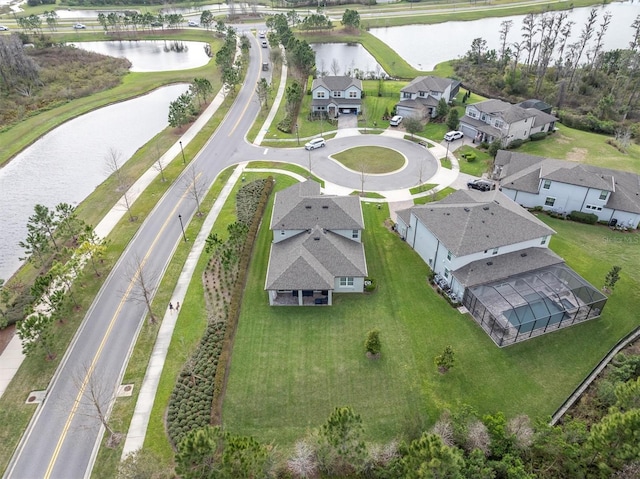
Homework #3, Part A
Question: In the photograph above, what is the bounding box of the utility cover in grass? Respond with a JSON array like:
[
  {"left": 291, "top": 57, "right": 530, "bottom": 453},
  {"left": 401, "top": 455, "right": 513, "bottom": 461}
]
[{"left": 333, "top": 146, "right": 405, "bottom": 174}]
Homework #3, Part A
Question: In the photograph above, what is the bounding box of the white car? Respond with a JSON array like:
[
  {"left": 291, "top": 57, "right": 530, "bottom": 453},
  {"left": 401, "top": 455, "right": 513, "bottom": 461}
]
[
  {"left": 304, "top": 138, "right": 326, "bottom": 150},
  {"left": 389, "top": 115, "right": 403, "bottom": 126},
  {"left": 444, "top": 130, "right": 464, "bottom": 142},
  {"left": 0, "top": 26, "right": 9, "bottom": 31},
  {"left": 187, "top": 20, "right": 199, "bottom": 27},
  {"left": 258, "top": 30, "right": 266, "bottom": 38},
  {"left": 73, "top": 23, "right": 86, "bottom": 29}
]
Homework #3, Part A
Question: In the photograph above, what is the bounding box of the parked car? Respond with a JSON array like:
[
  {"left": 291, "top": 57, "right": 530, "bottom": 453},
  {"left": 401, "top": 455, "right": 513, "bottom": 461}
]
[
  {"left": 0, "top": 26, "right": 9, "bottom": 31},
  {"left": 73, "top": 23, "right": 86, "bottom": 29},
  {"left": 444, "top": 130, "right": 464, "bottom": 142},
  {"left": 467, "top": 179, "right": 496, "bottom": 192},
  {"left": 187, "top": 20, "right": 199, "bottom": 27},
  {"left": 389, "top": 115, "right": 403, "bottom": 126},
  {"left": 304, "top": 138, "right": 326, "bottom": 150}
]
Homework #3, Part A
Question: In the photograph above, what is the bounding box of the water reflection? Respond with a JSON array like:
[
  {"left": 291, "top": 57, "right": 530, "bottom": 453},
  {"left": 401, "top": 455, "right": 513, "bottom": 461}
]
[
  {"left": 0, "top": 84, "right": 188, "bottom": 279},
  {"left": 312, "top": 43, "right": 387, "bottom": 78},
  {"left": 370, "top": 2, "right": 639, "bottom": 70},
  {"left": 70, "top": 40, "right": 211, "bottom": 72}
]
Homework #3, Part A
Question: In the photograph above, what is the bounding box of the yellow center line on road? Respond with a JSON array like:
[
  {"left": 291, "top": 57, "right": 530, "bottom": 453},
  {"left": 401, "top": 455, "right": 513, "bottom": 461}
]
[
  {"left": 43, "top": 184, "right": 195, "bottom": 479},
  {"left": 228, "top": 45, "right": 264, "bottom": 137}
]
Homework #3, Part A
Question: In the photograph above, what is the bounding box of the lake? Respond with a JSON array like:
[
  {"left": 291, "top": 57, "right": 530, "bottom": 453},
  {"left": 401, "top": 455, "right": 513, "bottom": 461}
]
[{"left": 311, "top": 42, "right": 387, "bottom": 78}]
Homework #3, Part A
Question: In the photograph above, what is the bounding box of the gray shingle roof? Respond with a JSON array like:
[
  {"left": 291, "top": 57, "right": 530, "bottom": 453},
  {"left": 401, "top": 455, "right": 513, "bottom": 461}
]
[
  {"left": 312, "top": 76, "right": 362, "bottom": 92},
  {"left": 265, "top": 226, "right": 367, "bottom": 290},
  {"left": 497, "top": 152, "right": 640, "bottom": 214},
  {"left": 470, "top": 99, "right": 556, "bottom": 126},
  {"left": 401, "top": 76, "right": 458, "bottom": 95},
  {"left": 408, "top": 190, "right": 555, "bottom": 256},
  {"left": 459, "top": 115, "right": 502, "bottom": 138},
  {"left": 312, "top": 98, "right": 362, "bottom": 108},
  {"left": 453, "top": 247, "right": 564, "bottom": 288},
  {"left": 270, "top": 180, "right": 364, "bottom": 230}
]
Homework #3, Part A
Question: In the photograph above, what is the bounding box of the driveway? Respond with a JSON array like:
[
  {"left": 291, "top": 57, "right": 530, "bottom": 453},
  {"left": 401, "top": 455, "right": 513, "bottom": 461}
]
[{"left": 338, "top": 113, "right": 358, "bottom": 129}]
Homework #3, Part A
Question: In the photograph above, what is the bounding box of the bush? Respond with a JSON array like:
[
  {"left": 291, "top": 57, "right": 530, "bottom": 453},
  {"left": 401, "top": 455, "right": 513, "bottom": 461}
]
[
  {"left": 529, "top": 131, "right": 548, "bottom": 141},
  {"left": 365, "top": 330, "right": 381, "bottom": 356},
  {"left": 364, "top": 277, "right": 376, "bottom": 292},
  {"left": 568, "top": 210, "right": 598, "bottom": 224},
  {"left": 463, "top": 153, "right": 477, "bottom": 162},
  {"left": 507, "top": 139, "right": 525, "bottom": 149}
]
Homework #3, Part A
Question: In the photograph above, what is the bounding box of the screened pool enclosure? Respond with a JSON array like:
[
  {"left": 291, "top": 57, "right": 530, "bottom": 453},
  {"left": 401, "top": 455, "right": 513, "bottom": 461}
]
[{"left": 462, "top": 264, "right": 607, "bottom": 346}]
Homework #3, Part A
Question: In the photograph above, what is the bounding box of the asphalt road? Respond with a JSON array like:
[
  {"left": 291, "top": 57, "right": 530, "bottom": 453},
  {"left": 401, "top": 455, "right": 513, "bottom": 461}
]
[{"left": 4, "top": 34, "right": 269, "bottom": 479}]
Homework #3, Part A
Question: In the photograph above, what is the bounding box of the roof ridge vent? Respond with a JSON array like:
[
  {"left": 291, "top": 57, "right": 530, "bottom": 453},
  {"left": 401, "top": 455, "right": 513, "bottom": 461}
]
[
  {"left": 487, "top": 261, "right": 493, "bottom": 266},
  {"left": 464, "top": 207, "right": 470, "bottom": 212},
  {"left": 521, "top": 253, "right": 527, "bottom": 257},
  {"left": 483, "top": 206, "right": 489, "bottom": 210},
  {"left": 305, "top": 205, "right": 312, "bottom": 209},
  {"left": 313, "top": 237, "right": 320, "bottom": 241},
  {"left": 322, "top": 205, "right": 329, "bottom": 209}
]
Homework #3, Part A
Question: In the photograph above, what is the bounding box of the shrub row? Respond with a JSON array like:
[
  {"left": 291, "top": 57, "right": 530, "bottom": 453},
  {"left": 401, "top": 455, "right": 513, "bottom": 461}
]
[
  {"left": 568, "top": 210, "right": 598, "bottom": 224},
  {"left": 211, "top": 177, "right": 274, "bottom": 424},
  {"left": 557, "top": 110, "right": 618, "bottom": 135},
  {"left": 166, "top": 178, "right": 274, "bottom": 446}
]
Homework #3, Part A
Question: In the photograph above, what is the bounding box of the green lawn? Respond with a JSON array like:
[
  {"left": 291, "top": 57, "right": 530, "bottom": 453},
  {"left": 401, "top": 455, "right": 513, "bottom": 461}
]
[
  {"left": 455, "top": 145, "right": 493, "bottom": 177},
  {"left": 222, "top": 194, "right": 640, "bottom": 449},
  {"left": 518, "top": 125, "right": 640, "bottom": 174},
  {"left": 333, "top": 146, "right": 405, "bottom": 174}
]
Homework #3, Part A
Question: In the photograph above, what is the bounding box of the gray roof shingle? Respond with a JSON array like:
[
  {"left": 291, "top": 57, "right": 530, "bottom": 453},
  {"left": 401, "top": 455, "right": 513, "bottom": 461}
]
[
  {"left": 312, "top": 76, "right": 362, "bottom": 92},
  {"left": 407, "top": 190, "right": 555, "bottom": 256},
  {"left": 270, "top": 180, "right": 364, "bottom": 230},
  {"left": 265, "top": 226, "right": 368, "bottom": 290},
  {"left": 453, "top": 247, "right": 564, "bottom": 288}
]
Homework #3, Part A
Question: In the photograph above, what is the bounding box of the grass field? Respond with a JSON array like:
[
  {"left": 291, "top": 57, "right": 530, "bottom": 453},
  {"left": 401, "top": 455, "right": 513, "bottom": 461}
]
[
  {"left": 333, "top": 146, "right": 405, "bottom": 174},
  {"left": 222, "top": 193, "right": 640, "bottom": 449}
]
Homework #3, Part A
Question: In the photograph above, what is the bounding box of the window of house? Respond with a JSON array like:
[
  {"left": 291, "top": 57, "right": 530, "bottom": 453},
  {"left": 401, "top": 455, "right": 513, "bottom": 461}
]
[
  {"left": 402, "top": 92, "right": 411, "bottom": 99},
  {"left": 545, "top": 197, "right": 556, "bottom": 207},
  {"left": 492, "top": 247, "right": 499, "bottom": 255},
  {"left": 281, "top": 230, "right": 285, "bottom": 235},
  {"left": 444, "top": 268, "right": 450, "bottom": 278},
  {"left": 332, "top": 91, "right": 341, "bottom": 97},
  {"left": 541, "top": 236, "right": 547, "bottom": 245},
  {"left": 446, "top": 250, "right": 452, "bottom": 261},
  {"left": 339, "top": 277, "right": 354, "bottom": 287},
  {"left": 317, "top": 91, "right": 325, "bottom": 98},
  {"left": 349, "top": 91, "right": 357, "bottom": 98},
  {"left": 585, "top": 204, "right": 603, "bottom": 211},
  {"left": 419, "top": 91, "right": 426, "bottom": 97},
  {"left": 543, "top": 179, "right": 551, "bottom": 189},
  {"left": 352, "top": 229, "right": 359, "bottom": 239},
  {"left": 599, "top": 190, "right": 608, "bottom": 200},
  {"left": 495, "top": 120, "right": 503, "bottom": 128},
  {"left": 469, "top": 111, "right": 477, "bottom": 118}
]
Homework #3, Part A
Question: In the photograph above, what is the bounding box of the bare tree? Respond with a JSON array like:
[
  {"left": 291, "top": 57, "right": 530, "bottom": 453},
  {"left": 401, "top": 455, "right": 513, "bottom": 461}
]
[
  {"left": 465, "top": 420, "right": 490, "bottom": 456},
  {"left": 588, "top": 11, "right": 612, "bottom": 71},
  {"left": 105, "top": 148, "right": 136, "bottom": 222},
  {"left": 72, "top": 363, "right": 122, "bottom": 448},
  {"left": 507, "top": 415, "right": 534, "bottom": 450},
  {"left": 359, "top": 159, "right": 367, "bottom": 195},
  {"left": 125, "top": 255, "right": 158, "bottom": 324},
  {"left": 417, "top": 157, "right": 428, "bottom": 185},
  {"left": 183, "top": 167, "right": 208, "bottom": 216},
  {"left": 330, "top": 58, "right": 341, "bottom": 76},
  {"left": 568, "top": 8, "right": 598, "bottom": 90},
  {"left": 498, "top": 20, "right": 513, "bottom": 69}
]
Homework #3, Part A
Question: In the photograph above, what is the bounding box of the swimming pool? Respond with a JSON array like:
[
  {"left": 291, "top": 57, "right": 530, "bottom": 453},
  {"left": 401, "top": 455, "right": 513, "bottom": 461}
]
[{"left": 504, "top": 296, "right": 567, "bottom": 333}]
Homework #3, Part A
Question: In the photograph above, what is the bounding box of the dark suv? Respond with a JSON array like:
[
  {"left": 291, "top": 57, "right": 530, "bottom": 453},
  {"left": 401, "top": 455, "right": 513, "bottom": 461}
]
[{"left": 467, "top": 179, "right": 496, "bottom": 191}]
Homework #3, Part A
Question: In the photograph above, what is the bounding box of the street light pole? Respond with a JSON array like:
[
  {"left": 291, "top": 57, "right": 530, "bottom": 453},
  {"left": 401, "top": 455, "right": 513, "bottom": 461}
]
[
  {"left": 295, "top": 123, "right": 300, "bottom": 146},
  {"left": 178, "top": 214, "right": 187, "bottom": 242},
  {"left": 179, "top": 140, "right": 186, "bottom": 165}
]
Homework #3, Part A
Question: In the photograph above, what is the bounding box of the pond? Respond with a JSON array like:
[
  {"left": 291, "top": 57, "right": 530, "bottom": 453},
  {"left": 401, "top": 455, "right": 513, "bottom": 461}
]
[
  {"left": 370, "top": 2, "right": 639, "bottom": 70},
  {"left": 55, "top": 9, "right": 136, "bottom": 19},
  {"left": 311, "top": 43, "right": 387, "bottom": 78},
  {"left": 70, "top": 40, "right": 211, "bottom": 72},
  {"left": 0, "top": 84, "right": 188, "bottom": 280}
]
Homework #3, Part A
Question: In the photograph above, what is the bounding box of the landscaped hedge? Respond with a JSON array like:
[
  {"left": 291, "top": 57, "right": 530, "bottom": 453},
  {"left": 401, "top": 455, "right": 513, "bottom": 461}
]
[
  {"left": 529, "top": 131, "right": 548, "bottom": 141},
  {"left": 166, "top": 177, "right": 274, "bottom": 447},
  {"left": 568, "top": 210, "right": 598, "bottom": 225}
]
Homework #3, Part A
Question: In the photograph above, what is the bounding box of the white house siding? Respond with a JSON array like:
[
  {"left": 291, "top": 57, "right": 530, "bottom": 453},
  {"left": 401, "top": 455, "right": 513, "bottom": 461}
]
[
  {"left": 344, "top": 85, "right": 362, "bottom": 99},
  {"left": 407, "top": 216, "right": 442, "bottom": 273},
  {"left": 505, "top": 118, "right": 531, "bottom": 143},
  {"left": 312, "top": 86, "right": 330, "bottom": 100},
  {"left": 603, "top": 209, "right": 640, "bottom": 228},
  {"left": 396, "top": 216, "right": 409, "bottom": 239},
  {"left": 331, "top": 229, "right": 362, "bottom": 243},
  {"left": 333, "top": 276, "right": 365, "bottom": 293},
  {"left": 273, "top": 229, "right": 306, "bottom": 243}
]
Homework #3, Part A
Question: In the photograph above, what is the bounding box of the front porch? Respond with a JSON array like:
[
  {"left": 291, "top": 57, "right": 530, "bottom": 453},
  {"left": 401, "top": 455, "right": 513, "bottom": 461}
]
[{"left": 268, "top": 289, "right": 333, "bottom": 306}]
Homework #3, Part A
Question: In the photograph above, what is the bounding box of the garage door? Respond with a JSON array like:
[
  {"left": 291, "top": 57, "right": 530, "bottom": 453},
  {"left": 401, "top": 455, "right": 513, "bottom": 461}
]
[{"left": 459, "top": 123, "right": 477, "bottom": 138}]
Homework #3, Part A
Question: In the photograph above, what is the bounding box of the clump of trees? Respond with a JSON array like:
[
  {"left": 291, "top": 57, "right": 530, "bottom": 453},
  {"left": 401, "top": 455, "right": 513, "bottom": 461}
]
[
  {"left": 454, "top": 11, "right": 640, "bottom": 138},
  {"left": 167, "top": 78, "right": 213, "bottom": 129}
]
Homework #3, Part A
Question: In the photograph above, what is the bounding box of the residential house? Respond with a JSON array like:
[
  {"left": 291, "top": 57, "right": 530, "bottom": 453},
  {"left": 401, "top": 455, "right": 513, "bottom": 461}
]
[
  {"left": 311, "top": 76, "right": 363, "bottom": 117},
  {"left": 395, "top": 189, "right": 606, "bottom": 346},
  {"left": 395, "top": 76, "right": 460, "bottom": 119},
  {"left": 265, "top": 180, "right": 368, "bottom": 306},
  {"left": 494, "top": 151, "right": 640, "bottom": 229},
  {"left": 458, "top": 99, "right": 557, "bottom": 146}
]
